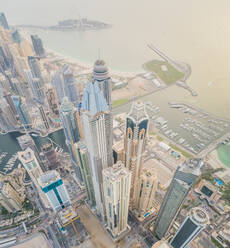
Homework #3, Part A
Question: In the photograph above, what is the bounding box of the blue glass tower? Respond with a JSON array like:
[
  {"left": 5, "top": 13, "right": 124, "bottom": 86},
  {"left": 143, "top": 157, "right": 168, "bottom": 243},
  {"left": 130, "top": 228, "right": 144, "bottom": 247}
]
[
  {"left": 11, "top": 95, "right": 31, "bottom": 127},
  {"left": 60, "top": 97, "right": 83, "bottom": 183},
  {"left": 11, "top": 30, "right": 21, "bottom": 44}
]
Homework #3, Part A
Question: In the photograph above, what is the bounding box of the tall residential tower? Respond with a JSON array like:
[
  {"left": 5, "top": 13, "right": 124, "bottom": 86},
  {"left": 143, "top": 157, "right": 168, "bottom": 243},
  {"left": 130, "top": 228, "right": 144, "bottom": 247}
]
[
  {"left": 124, "top": 102, "right": 149, "bottom": 208},
  {"left": 81, "top": 80, "right": 113, "bottom": 220},
  {"left": 103, "top": 161, "right": 131, "bottom": 238}
]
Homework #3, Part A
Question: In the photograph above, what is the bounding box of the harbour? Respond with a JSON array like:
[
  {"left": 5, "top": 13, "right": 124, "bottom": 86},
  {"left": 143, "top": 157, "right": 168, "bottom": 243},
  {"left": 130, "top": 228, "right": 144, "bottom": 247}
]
[{"left": 0, "top": 129, "right": 67, "bottom": 173}]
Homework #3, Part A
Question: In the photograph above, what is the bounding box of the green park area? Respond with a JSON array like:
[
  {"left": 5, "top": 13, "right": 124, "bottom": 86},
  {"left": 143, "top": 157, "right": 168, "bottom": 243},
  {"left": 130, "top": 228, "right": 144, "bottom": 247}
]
[
  {"left": 144, "top": 60, "right": 185, "bottom": 85},
  {"left": 112, "top": 98, "right": 128, "bottom": 108}
]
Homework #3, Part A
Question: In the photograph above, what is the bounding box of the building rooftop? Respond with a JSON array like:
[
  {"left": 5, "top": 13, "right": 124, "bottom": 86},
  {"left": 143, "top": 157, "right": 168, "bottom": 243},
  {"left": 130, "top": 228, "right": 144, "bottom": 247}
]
[
  {"left": 17, "top": 148, "right": 36, "bottom": 163},
  {"left": 103, "top": 161, "right": 130, "bottom": 181},
  {"left": 127, "top": 101, "right": 149, "bottom": 123},
  {"left": 189, "top": 207, "right": 209, "bottom": 225},
  {"left": 60, "top": 97, "right": 74, "bottom": 112},
  {"left": 179, "top": 158, "right": 202, "bottom": 176},
  {"left": 38, "top": 170, "right": 60, "bottom": 188},
  {"left": 93, "top": 59, "right": 109, "bottom": 81},
  {"left": 113, "top": 140, "right": 124, "bottom": 152},
  {"left": 75, "top": 142, "right": 87, "bottom": 151},
  {"left": 152, "top": 240, "right": 172, "bottom": 248},
  {"left": 58, "top": 205, "right": 78, "bottom": 225}
]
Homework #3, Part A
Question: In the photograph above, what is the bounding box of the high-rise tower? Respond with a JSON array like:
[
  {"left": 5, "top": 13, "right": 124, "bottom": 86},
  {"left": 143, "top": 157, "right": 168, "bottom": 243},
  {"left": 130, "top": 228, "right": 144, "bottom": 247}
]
[
  {"left": 81, "top": 80, "right": 113, "bottom": 220},
  {"left": 45, "top": 85, "right": 59, "bottom": 116},
  {"left": 102, "top": 161, "right": 131, "bottom": 238},
  {"left": 60, "top": 97, "right": 82, "bottom": 183},
  {"left": 0, "top": 13, "right": 9, "bottom": 30},
  {"left": 170, "top": 207, "right": 209, "bottom": 248},
  {"left": 17, "top": 148, "right": 49, "bottom": 208},
  {"left": 154, "top": 158, "right": 202, "bottom": 239},
  {"left": 31, "top": 35, "right": 45, "bottom": 58},
  {"left": 74, "top": 142, "right": 95, "bottom": 206},
  {"left": 41, "top": 143, "right": 59, "bottom": 170},
  {"left": 0, "top": 181, "right": 23, "bottom": 213},
  {"left": 92, "top": 60, "right": 111, "bottom": 109},
  {"left": 51, "top": 71, "right": 65, "bottom": 104},
  {"left": 11, "top": 95, "right": 31, "bottom": 128},
  {"left": 134, "top": 167, "right": 158, "bottom": 219},
  {"left": 62, "top": 65, "right": 79, "bottom": 106},
  {"left": 25, "top": 70, "right": 45, "bottom": 104},
  {"left": 124, "top": 102, "right": 149, "bottom": 208},
  {"left": 27, "top": 56, "right": 43, "bottom": 80}
]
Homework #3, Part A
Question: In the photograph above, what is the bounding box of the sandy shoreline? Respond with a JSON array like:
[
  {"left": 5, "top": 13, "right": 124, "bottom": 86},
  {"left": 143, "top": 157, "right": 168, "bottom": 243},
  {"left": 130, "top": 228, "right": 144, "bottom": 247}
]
[
  {"left": 46, "top": 48, "right": 139, "bottom": 78},
  {"left": 21, "top": 28, "right": 139, "bottom": 78}
]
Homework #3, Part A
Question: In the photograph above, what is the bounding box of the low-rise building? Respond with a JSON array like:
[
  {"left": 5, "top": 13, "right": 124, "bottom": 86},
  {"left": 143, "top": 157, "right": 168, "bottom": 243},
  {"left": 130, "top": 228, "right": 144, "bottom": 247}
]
[
  {"left": 195, "top": 180, "right": 221, "bottom": 205},
  {"left": 58, "top": 205, "right": 89, "bottom": 245}
]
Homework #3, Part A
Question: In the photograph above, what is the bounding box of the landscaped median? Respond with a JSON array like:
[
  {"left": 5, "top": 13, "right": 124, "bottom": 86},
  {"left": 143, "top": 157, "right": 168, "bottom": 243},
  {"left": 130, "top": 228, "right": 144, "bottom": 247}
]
[
  {"left": 112, "top": 98, "right": 128, "bottom": 108},
  {"left": 169, "top": 143, "right": 193, "bottom": 158}
]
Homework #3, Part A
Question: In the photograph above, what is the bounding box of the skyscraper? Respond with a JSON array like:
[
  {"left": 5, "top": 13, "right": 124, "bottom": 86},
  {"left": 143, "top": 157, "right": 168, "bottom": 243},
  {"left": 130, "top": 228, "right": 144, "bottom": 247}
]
[
  {"left": 41, "top": 143, "right": 59, "bottom": 170},
  {"left": 38, "top": 105, "right": 50, "bottom": 130},
  {"left": 38, "top": 170, "right": 71, "bottom": 212},
  {"left": 0, "top": 45, "right": 10, "bottom": 69},
  {"left": 81, "top": 80, "right": 113, "bottom": 220},
  {"left": 170, "top": 207, "right": 209, "bottom": 248},
  {"left": 11, "top": 95, "right": 31, "bottom": 127},
  {"left": 0, "top": 13, "right": 9, "bottom": 30},
  {"left": 60, "top": 97, "right": 82, "bottom": 182},
  {"left": 62, "top": 65, "right": 79, "bottom": 105},
  {"left": 3, "top": 91, "right": 18, "bottom": 116},
  {"left": 17, "top": 148, "right": 43, "bottom": 188},
  {"left": 25, "top": 70, "right": 45, "bottom": 103},
  {"left": 103, "top": 161, "right": 131, "bottom": 238},
  {"left": 45, "top": 85, "right": 59, "bottom": 116},
  {"left": 27, "top": 56, "right": 42, "bottom": 80},
  {"left": 154, "top": 158, "right": 202, "bottom": 239},
  {"left": 11, "top": 30, "right": 21, "bottom": 44},
  {"left": 17, "top": 148, "right": 49, "bottom": 208},
  {"left": 74, "top": 142, "right": 95, "bottom": 206},
  {"left": 51, "top": 71, "right": 65, "bottom": 104},
  {"left": 134, "top": 167, "right": 158, "bottom": 219},
  {"left": 0, "top": 98, "right": 16, "bottom": 132},
  {"left": 0, "top": 181, "right": 23, "bottom": 213},
  {"left": 31, "top": 35, "right": 45, "bottom": 58},
  {"left": 124, "top": 102, "right": 149, "bottom": 208},
  {"left": 17, "top": 134, "right": 39, "bottom": 154},
  {"left": 92, "top": 60, "right": 111, "bottom": 109},
  {"left": 60, "top": 97, "right": 80, "bottom": 147}
]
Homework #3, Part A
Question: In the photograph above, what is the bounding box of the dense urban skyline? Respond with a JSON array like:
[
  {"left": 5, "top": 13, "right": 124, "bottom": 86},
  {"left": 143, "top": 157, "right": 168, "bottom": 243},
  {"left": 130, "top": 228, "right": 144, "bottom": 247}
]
[{"left": 0, "top": 7, "right": 229, "bottom": 248}]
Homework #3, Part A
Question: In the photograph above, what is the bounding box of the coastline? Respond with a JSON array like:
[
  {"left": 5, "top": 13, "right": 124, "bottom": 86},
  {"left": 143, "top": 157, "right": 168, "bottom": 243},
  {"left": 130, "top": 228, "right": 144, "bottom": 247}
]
[
  {"left": 46, "top": 48, "right": 139, "bottom": 78},
  {"left": 21, "top": 28, "right": 140, "bottom": 78}
]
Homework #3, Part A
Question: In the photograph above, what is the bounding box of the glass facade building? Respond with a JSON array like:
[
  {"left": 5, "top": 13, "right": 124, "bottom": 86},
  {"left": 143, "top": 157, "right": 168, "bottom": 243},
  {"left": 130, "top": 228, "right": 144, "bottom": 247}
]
[{"left": 154, "top": 159, "right": 202, "bottom": 239}]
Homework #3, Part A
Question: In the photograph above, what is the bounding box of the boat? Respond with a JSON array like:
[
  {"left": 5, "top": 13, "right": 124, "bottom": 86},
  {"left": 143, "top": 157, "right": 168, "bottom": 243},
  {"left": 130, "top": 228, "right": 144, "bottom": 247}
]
[{"left": 31, "top": 133, "right": 39, "bottom": 137}]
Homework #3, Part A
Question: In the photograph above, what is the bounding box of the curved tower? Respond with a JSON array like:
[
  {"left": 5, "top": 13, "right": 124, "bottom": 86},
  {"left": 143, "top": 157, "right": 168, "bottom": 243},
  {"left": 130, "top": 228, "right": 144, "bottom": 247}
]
[{"left": 170, "top": 207, "right": 209, "bottom": 248}]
